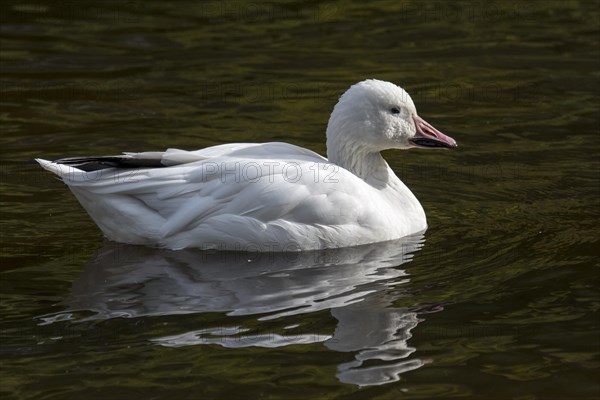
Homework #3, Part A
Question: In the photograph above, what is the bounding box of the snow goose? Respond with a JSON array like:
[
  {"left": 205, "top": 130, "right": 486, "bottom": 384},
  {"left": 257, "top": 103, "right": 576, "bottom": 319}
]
[{"left": 36, "top": 79, "right": 457, "bottom": 251}]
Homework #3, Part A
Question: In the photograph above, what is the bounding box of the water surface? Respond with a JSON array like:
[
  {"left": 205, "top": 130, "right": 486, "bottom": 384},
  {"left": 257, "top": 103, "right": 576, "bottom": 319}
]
[{"left": 1, "top": 1, "right": 599, "bottom": 399}]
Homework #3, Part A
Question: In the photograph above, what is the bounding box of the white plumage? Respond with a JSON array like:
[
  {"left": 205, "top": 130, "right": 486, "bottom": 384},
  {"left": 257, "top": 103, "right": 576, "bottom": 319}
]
[{"left": 37, "top": 79, "right": 457, "bottom": 250}]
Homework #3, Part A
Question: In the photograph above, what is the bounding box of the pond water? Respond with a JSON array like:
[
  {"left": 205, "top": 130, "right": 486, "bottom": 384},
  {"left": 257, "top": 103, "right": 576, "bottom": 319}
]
[{"left": 1, "top": 1, "right": 599, "bottom": 399}]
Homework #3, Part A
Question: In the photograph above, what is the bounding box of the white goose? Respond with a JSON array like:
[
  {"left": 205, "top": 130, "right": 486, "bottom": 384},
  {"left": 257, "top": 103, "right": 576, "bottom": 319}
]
[{"left": 37, "top": 79, "right": 456, "bottom": 251}]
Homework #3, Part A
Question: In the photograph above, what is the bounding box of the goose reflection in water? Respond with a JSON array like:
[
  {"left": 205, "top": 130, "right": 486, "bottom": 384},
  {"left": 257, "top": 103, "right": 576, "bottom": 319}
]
[{"left": 43, "top": 234, "right": 437, "bottom": 387}]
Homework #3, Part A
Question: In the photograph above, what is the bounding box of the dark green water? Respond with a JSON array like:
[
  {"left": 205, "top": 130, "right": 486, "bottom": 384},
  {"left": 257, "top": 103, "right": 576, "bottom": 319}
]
[{"left": 1, "top": 1, "right": 599, "bottom": 399}]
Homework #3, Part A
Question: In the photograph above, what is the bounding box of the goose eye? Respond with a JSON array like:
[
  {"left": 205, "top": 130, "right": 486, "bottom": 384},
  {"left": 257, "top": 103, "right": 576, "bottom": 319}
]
[{"left": 390, "top": 107, "right": 400, "bottom": 114}]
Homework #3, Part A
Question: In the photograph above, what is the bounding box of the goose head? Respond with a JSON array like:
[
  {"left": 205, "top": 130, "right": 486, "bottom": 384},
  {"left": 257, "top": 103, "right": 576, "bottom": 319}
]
[{"left": 326, "top": 79, "right": 457, "bottom": 161}]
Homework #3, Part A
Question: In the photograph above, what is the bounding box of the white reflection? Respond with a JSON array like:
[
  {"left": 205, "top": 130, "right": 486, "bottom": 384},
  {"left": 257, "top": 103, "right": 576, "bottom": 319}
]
[
  {"left": 46, "top": 234, "right": 434, "bottom": 386},
  {"left": 156, "top": 326, "right": 332, "bottom": 348}
]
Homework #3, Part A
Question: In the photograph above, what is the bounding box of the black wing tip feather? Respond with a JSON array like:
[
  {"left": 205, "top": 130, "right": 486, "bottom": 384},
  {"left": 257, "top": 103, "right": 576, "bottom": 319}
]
[{"left": 50, "top": 156, "right": 167, "bottom": 171}]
